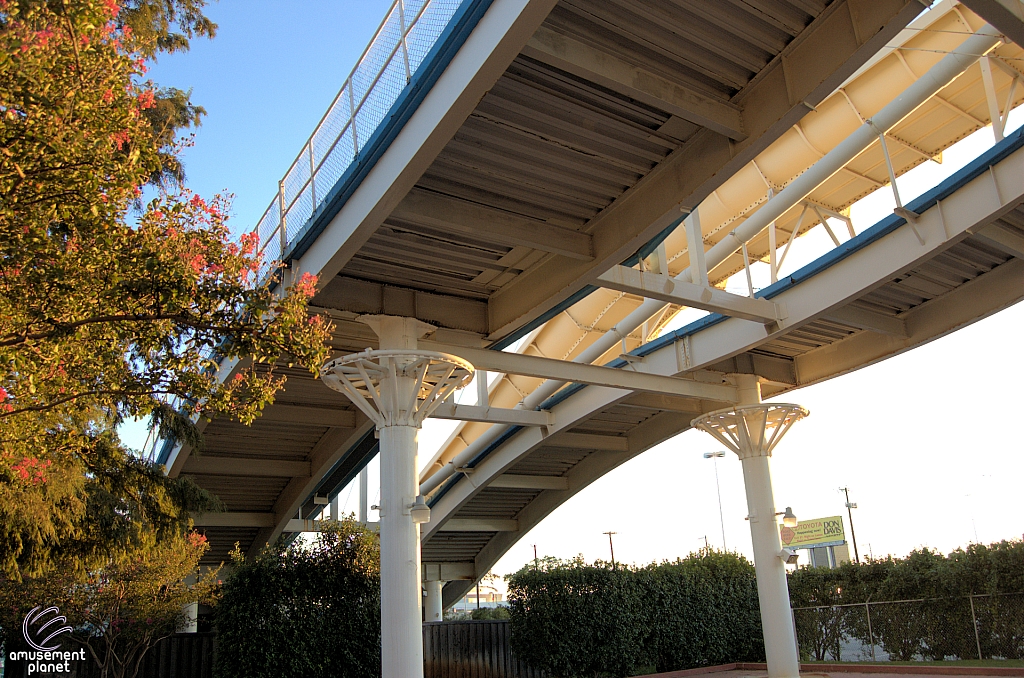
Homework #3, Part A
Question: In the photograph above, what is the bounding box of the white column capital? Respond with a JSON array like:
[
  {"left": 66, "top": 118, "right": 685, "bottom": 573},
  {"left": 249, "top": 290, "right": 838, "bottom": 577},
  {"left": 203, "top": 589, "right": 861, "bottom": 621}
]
[{"left": 358, "top": 314, "right": 435, "bottom": 350}]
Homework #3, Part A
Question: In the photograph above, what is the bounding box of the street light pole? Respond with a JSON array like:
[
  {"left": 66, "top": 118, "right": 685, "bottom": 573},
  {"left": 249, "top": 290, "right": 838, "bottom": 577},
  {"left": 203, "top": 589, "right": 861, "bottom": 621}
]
[
  {"left": 840, "top": 487, "right": 861, "bottom": 564},
  {"left": 704, "top": 451, "right": 727, "bottom": 551},
  {"left": 603, "top": 531, "right": 617, "bottom": 569}
]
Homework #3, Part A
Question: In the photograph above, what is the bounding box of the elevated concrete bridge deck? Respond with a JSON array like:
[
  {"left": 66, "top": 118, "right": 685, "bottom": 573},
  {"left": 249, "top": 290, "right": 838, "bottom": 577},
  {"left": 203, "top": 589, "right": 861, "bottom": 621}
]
[{"left": 158, "top": 0, "right": 1024, "bottom": 605}]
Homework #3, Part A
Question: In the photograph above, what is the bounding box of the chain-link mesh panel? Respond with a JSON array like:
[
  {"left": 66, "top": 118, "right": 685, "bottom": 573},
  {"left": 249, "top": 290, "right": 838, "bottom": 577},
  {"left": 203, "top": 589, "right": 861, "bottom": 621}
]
[
  {"left": 286, "top": 183, "right": 314, "bottom": 244},
  {"left": 244, "top": 0, "right": 468, "bottom": 281},
  {"left": 795, "top": 594, "right": 1024, "bottom": 663},
  {"left": 256, "top": 201, "right": 281, "bottom": 261},
  {"left": 311, "top": 89, "right": 354, "bottom": 168},
  {"left": 976, "top": 593, "right": 1024, "bottom": 659},
  {"left": 282, "top": 153, "right": 311, "bottom": 210}
]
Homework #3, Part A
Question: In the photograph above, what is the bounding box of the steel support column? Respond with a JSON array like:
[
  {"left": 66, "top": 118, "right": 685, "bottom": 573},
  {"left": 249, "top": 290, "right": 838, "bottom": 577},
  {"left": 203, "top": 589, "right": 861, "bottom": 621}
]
[
  {"left": 691, "top": 375, "right": 807, "bottom": 678},
  {"left": 424, "top": 579, "right": 444, "bottom": 622},
  {"left": 321, "top": 316, "right": 474, "bottom": 678}
]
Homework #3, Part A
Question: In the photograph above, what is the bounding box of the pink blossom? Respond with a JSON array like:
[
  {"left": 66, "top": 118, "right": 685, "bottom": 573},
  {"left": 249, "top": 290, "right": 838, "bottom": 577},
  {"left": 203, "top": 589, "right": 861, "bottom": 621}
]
[
  {"left": 294, "top": 272, "right": 318, "bottom": 298},
  {"left": 137, "top": 89, "right": 155, "bottom": 110}
]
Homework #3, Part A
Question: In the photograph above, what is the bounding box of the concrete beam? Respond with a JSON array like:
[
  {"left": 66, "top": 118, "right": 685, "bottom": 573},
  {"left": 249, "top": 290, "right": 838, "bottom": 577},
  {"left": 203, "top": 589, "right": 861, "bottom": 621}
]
[
  {"left": 392, "top": 189, "right": 593, "bottom": 260},
  {"left": 542, "top": 432, "right": 629, "bottom": 451},
  {"left": 971, "top": 222, "right": 1024, "bottom": 258},
  {"left": 521, "top": 26, "right": 745, "bottom": 140},
  {"left": 256, "top": 404, "right": 356, "bottom": 428},
  {"left": 282, "top": 519, "right": 380, "bottom": 533},
  {"left": 423, "top": 562, "right": 476, "bottom": 581},
  {"left": 960, "top": 0, "right": 1024, "bottom": 48},
  {"left": 430, "top": 402, "right": 552, "bottom": 426},
  {"left": 798, "top": 257, "right": 1024, "bottom": 386},
  {"left": 426, "top": 341, "right": 738, "bottom": 401},
  {"left": 246, "top": 422, "right": 376, "bottom": 558},
  {"left": 489, "top": 474, "right": 569, "bottom": 490},
  {"left": 193, "top": 512, "right": 276, "bottom": 528},
  {"left": 181, "top": 457, "right": 311, "bottom": 478},
  {"left": 597, "top": 265, "right": 785, "bottom": 323},
  {"left": 438, "top": 518, "right": 519, "bottom": 532},
  {"left": 822, "top": 305, "right": 908, "bottom": 337},
  {"left": 316, "top": 276, "right": 489, "bottom": 336}
]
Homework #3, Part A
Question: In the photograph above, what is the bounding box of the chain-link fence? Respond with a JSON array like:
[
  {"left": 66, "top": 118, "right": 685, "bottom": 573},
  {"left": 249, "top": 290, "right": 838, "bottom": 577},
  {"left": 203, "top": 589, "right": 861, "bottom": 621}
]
[
  {"left": 251, "top": 0, "right": 465, "bottom": 277},
  {"left": 794, "top": 592, "right": 1024, "bottom": 662}
]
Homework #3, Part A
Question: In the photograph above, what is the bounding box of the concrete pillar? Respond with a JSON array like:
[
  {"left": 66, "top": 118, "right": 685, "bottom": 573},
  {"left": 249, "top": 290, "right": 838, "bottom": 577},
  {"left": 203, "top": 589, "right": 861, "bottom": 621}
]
[
  {"left": 359, "top": 465, "right": 369, "bottom": 524},
  {"left": 378, "top": 423, "right": 423, "bottom": 678},
  {"left": 424, "top": 579, "right": 444, "bottom": 622},
  {"left": 179, "top": 601, "right": 198, "bottom": 633},
  {"left": 372, "top": 316, "right": 432, "bottom": 678},
  {"left": 735, "top": 375, "right": 800, "bottom": 678},
  {"left": 320, "top": 315, "right": 474, "bottom": 678}
]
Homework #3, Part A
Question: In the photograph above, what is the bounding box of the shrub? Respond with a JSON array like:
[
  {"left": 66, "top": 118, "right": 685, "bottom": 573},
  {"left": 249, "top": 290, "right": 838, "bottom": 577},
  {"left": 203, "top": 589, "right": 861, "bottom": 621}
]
[
  {"left": 507, "top": 552, "right": 764, "bottom": 678},
  {"left": 213, "top": 519, "right": 380, "bottom": 678}
]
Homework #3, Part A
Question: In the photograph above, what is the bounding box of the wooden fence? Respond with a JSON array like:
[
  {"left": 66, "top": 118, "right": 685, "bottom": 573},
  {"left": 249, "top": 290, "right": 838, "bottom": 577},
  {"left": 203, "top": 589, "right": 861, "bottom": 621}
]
[
  {"left": 5, "top": 622, "right": 540, "bottom": 677},
  {"left": 424, "top": 620, "right": 545, "bottom": 678},
  {"left": 2, "top": 633, "right": 216, "bottom": 678}
]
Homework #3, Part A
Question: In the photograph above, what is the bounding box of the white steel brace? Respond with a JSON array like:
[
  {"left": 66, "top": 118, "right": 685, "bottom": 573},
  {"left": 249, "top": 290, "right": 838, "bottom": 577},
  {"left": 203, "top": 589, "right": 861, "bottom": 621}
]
[{"left": 597, "top": 265, "right": 786, "bottom": 324}]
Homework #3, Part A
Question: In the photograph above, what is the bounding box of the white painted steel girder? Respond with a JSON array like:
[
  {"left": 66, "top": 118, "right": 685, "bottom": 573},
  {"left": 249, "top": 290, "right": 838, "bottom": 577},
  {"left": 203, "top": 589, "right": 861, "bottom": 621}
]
[
  {"left": 424, "top": 137, "right": 1024, "bottom": 601},
  {"left": 417, "top": 24, "right": 1003, "bottom": 497}
]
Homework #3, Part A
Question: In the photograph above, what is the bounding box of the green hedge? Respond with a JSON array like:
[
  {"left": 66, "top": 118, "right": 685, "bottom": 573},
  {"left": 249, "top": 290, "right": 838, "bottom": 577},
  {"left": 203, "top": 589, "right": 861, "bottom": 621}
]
[
  {"left": 213, "top": 519, "right": 380, "bottom": 678},
  {"left": 507, "top": 552, "right": 764, "bottom": 678},
  {"left": 788, "top": 539, "right": 1024, "bottom": 661}
]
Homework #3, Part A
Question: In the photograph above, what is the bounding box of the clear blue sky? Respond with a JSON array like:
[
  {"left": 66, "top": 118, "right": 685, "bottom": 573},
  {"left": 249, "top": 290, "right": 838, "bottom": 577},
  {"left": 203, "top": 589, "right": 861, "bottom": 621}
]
[
  {"left": 147, "top": 0, "right": 394, "bottom": 235},
  {"left": 138, "top": 1, "right": 1024, "bottom": 579}
]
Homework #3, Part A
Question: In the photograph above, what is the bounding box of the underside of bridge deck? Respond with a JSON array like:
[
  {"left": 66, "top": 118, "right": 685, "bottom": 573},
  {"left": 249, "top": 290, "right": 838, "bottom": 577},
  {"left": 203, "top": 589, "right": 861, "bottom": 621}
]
[
  {"left": 423, "top": 137, "right": 1024, "bottom": 606},
  {"left": 172, "top": 0, "right": 926, "bottom": 567},
  {"left": 169, "top": 0, "right": 1024, "bottom": 583},
  {"left": 303, "top": 0, "right": 921, "bottom": 340}
]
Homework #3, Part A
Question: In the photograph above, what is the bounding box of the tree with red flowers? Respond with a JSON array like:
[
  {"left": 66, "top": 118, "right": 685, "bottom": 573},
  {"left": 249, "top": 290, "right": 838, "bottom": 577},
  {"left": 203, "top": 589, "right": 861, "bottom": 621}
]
[
  {"left": 0, "top": 0, "right": 332, "bottom": 577},
  {"left": 0, "top": 529, "right": 219, "bottom": 678}
]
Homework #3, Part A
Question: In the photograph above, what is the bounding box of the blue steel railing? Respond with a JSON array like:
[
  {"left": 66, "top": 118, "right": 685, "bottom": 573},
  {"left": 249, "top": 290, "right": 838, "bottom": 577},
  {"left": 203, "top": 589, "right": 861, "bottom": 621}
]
[{"left": 252, "top": 0, "right": 464, "bottom": 277}]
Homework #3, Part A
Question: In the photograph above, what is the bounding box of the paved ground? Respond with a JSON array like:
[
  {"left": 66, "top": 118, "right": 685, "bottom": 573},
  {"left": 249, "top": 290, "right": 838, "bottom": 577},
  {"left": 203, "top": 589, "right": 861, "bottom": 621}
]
[{"left": 634, "top": 664, "right": 1024, "bottom": 678}]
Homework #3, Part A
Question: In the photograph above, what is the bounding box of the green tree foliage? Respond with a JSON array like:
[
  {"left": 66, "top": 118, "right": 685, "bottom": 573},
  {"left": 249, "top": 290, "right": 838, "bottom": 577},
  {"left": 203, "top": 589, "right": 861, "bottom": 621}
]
[
  {"left": 0, "top": 530, "right": 217, "bottom": 678},
  {"left": 507, "top": 552, "right": 764, "bottom": 678},
  {"left": 788, "top": 539, "right": 1024, "bottom": 661},
  {"left": 788, "top": 562, "right": 850, "bottom": 661},
  {"left": 214, "top": 519, "right": 381, "bottom": 678},
  {"left": 119, "top": 0, "right": 217, "bottom": 57},
  {"left": 0, "top": 0, "right": 332, "bottom": 577},
  {"left": 644, "top": 551, "right": 765, "bottom": 673},
  {"left": 471, "top": 606, "right": 510, "bottom": 620}
]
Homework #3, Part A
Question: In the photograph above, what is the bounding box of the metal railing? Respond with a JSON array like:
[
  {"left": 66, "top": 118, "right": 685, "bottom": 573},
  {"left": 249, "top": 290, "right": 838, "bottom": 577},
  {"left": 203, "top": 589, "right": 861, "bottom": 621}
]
[
  {"left": 252, "top": 0, "right": 464, "bottom": 276},
  {"left": 146, "top": 0, "right": 464, "bottom": 464},
  {"left": 794, "top": 592, "right": 1024, "bottom": 662}
]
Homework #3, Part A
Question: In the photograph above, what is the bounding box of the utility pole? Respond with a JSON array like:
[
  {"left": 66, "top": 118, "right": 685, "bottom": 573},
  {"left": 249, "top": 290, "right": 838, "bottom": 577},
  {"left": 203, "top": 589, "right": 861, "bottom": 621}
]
[
  {"left": 840, "top": 487, "right": 861, "bottom": 564},
  {"left": 603, "top": 531, "right": 617, "bottom": 569},
  {"left": 532, "top": 544, "right": 538, "bottom": 570},
  {"left": 704, "top": 451, "right": 727, "bottom": 551}
]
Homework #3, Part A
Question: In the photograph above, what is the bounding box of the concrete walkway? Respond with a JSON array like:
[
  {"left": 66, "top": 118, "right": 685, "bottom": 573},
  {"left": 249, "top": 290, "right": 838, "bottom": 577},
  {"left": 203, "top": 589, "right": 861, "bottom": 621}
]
[{"left": 634, "top": 663, "right": 1024, "bottom": 678}]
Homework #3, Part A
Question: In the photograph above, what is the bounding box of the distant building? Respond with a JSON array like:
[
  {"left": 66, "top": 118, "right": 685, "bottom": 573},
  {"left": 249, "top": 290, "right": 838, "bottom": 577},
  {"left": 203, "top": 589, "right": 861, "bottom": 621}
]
[
  {"left": 452, "top": 584, "right": 505, "bottom": 611},
  {"left": 806, "top": 542, "right": 851, "bottom": 568}
]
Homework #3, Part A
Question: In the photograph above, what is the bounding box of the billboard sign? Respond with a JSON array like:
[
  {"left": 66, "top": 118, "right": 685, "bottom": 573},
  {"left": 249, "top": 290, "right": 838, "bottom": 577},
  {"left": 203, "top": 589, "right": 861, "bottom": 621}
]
[{"left": 779, "top": 515, "right": 845, "bottom": 549}]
